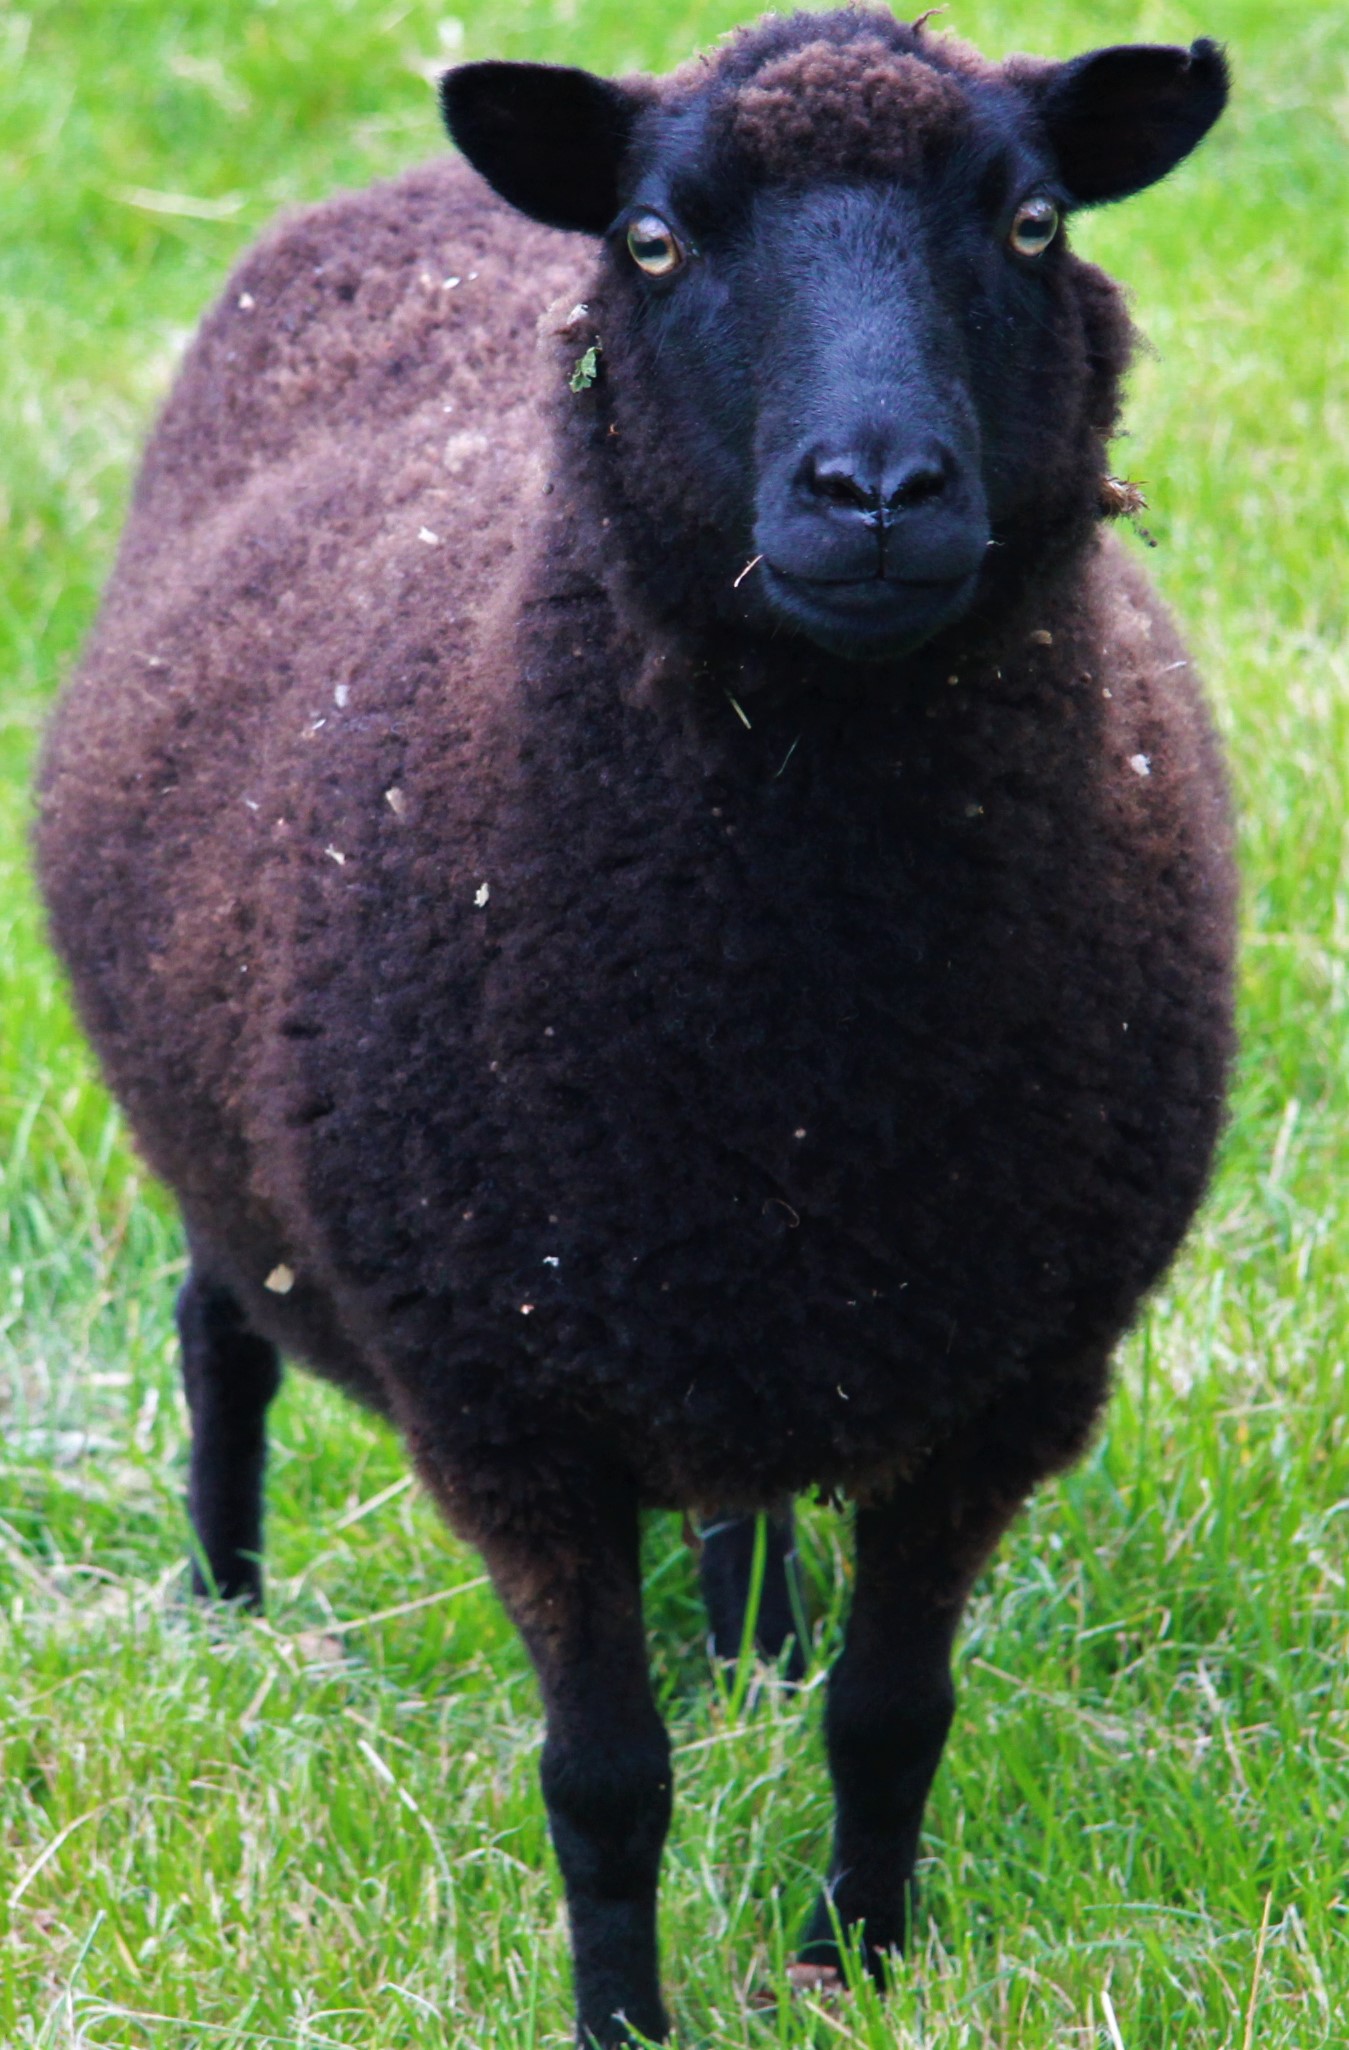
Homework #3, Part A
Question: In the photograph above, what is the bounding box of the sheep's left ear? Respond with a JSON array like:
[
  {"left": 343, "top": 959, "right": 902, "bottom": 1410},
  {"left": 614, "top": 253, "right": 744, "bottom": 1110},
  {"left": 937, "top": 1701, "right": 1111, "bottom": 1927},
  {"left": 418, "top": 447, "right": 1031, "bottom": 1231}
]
[
  {"left": 440, "top": 60, "right": 644, "bottom": 234},
  {"left": 1030, "top": 39, "right": 1229, "bottom": 205}
]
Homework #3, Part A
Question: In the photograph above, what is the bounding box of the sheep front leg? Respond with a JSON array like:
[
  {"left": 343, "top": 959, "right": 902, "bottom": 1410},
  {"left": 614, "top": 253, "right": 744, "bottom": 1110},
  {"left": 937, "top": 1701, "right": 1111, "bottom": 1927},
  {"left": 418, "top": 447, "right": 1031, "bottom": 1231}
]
[
  {"left": 800, "top": 1352, "right": 1110, "bottom": 1980},
  {"left": 798, "top": 1475, "right": 1025, "bottom": 1978},
  {"left": 478, "top": 1477, "right": 672, "bottom": 2048},
  {"left": 176, "top": 1267, "right": 281, "bottom": 1606}
]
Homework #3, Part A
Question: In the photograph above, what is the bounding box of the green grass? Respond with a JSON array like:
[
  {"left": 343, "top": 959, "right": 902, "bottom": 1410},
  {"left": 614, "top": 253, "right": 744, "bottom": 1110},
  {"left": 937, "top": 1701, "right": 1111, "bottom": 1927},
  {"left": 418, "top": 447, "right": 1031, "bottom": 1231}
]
[{"left": 1, "top": 1, "right": 1346, "bottom": 2043}]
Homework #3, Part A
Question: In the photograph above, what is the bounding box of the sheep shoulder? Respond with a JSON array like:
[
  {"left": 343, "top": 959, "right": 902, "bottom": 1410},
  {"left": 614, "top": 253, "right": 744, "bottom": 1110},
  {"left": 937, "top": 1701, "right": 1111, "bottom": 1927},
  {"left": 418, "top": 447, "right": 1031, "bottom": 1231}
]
[{"left": 128, "top": 157, "right": 582, "bottom": 546}]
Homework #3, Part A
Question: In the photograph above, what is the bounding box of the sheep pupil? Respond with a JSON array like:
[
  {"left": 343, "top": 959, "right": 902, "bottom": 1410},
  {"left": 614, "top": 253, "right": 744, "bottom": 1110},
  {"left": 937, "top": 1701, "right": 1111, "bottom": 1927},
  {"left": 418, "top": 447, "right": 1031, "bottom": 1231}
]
[
  {"left": 628, "top": 216, "right": 680, "bottom": 273},
  {"left": 1010, "top": 198, "right": 1059, "bottom": 254}
]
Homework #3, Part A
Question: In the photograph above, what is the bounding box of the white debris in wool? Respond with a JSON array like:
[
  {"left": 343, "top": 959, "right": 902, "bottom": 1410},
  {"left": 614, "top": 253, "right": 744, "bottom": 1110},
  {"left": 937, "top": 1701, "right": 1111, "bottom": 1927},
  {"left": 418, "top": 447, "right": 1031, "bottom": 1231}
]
[
  {"left": 385, "top": 787, "right": 406, "bottom": 815},
  {"left": 1129, "top": 754, "right": 1152, "bottom": 778},
  {"left": 264, "top": 1264, "right": 295, "bottom": 1294},
  {"left": 334, "top": 682, "right": 349, "bottom": 708},
  {"left": 325, "top": 845, "right": 346, "bottom": 864},
  {"left": 474, "top": 881, "right": 489, "bottom": 908},
  {"left": 418, "top": 526, "right": 440, "bottom": 545},
  {"left": 237, "top": 291, "right": 255, "bottom": 311}
]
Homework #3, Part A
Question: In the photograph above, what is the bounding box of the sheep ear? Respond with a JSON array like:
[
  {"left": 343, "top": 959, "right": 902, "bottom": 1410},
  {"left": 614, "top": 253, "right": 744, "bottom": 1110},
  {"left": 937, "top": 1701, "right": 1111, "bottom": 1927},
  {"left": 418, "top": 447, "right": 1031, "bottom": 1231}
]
[
  {"left": 440, "top": 61, "right": 642, "bottom": 234},
  {"left": 1032, "top": 39, "right": 1229, "bottom": 205}
]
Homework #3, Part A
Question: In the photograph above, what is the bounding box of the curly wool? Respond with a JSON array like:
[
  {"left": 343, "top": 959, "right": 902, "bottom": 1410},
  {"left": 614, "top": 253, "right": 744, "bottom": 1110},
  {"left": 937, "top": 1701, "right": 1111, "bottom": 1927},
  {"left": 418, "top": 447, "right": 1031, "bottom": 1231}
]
[{"left": 730, "top": 40, "right": 970, "bottom": 180}]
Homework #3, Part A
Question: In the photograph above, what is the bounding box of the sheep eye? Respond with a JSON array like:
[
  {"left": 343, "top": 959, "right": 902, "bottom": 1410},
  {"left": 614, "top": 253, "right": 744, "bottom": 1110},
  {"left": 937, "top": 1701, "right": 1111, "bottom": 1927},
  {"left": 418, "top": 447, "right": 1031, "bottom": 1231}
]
[
  {"left": 626, "top": 213, "right": 684, "bottom": 277},
  {"left": 1008, "top": 197, "right": 1060, "bottom": 257}
]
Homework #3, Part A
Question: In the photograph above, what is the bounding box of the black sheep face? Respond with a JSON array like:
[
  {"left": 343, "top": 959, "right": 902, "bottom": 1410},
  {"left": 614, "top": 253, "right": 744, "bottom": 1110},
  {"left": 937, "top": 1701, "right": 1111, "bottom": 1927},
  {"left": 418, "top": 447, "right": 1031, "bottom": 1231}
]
[{"left": 444, "top": 11, "right": 1227, "bottom": 662}]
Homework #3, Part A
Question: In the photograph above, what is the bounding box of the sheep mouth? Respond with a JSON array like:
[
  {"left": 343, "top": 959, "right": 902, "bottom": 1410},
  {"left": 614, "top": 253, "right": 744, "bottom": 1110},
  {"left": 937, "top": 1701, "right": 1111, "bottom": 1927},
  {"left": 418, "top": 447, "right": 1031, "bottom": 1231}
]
[{"left": 759, "top": 562, "right": 980, "bottom": 661}]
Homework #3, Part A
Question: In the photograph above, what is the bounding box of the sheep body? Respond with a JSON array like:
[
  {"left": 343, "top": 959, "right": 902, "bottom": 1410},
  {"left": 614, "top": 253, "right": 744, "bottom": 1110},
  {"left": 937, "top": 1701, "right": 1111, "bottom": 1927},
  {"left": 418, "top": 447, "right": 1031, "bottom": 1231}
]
[
  {"left": 38, "top": 151, "right": 1231, "bottom": 1525},
  {"left": 36, "top": 12, "right": 1236, "bottom": 2039}
]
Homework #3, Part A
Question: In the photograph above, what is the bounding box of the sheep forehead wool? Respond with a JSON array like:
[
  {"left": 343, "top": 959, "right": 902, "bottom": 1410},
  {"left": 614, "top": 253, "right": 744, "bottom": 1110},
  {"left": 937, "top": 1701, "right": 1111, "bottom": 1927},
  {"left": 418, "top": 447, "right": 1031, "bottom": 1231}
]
[
  {"left": 660, "top": 7, "right": 993, "bottom": 184},
  {"left": 728, "top": 39, "right": 971, "bottom": 181}
]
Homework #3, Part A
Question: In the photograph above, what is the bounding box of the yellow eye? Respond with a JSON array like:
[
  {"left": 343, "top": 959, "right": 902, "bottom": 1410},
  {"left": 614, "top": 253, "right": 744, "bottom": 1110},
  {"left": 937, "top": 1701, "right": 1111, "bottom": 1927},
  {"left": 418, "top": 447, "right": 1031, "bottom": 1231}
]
[
  {"left": 1008, "top": 197, "right": 1060, "bottom": 257},
  {"left": 626, "top": 213, "right": 684, "bottom": 277}
]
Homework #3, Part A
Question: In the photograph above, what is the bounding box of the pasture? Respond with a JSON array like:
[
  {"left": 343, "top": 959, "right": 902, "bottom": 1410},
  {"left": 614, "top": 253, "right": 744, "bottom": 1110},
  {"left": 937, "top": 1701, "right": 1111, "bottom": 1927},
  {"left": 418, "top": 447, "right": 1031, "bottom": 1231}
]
[{"left": 1, "top": 2, "right": 1345, "bottom": 2043}]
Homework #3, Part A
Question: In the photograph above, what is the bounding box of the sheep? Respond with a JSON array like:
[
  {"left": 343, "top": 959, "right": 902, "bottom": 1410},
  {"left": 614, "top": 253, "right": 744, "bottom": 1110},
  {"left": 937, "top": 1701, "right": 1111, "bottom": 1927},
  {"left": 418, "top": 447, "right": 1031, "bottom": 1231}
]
[{"left": 35, "top": 8, "right": 1236, "bottom": 2043}]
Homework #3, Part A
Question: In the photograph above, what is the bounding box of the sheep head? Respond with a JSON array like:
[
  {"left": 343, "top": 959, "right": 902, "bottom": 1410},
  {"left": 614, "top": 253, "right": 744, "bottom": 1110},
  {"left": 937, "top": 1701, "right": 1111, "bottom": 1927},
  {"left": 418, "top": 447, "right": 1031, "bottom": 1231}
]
[{"left": 443, "top": 9, "right": 1227, "bottom": 665}]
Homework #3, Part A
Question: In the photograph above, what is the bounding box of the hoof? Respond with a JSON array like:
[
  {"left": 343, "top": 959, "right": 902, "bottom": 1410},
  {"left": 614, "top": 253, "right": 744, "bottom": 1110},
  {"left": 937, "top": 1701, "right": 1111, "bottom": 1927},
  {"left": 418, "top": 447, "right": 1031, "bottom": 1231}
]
[
  {"left": 786, "top": 1960, "right": 842, "bottom": 1995},
  {"left": 751, "top": 1959, "right": 844, "bottom": 2007}
]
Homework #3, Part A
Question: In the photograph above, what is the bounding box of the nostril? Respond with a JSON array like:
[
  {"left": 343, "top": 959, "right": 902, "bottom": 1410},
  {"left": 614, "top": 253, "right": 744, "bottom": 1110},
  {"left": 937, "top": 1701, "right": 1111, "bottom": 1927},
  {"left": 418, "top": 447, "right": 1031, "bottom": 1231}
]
[
  {"left": 804, "top": 453, "right": 881, "bottom": 516},
  {"left": 884, "top": 454, "right": 950, "bottom": 512},
  {"left": 798, "top": 443, "right": 958, "bottom": 522}
]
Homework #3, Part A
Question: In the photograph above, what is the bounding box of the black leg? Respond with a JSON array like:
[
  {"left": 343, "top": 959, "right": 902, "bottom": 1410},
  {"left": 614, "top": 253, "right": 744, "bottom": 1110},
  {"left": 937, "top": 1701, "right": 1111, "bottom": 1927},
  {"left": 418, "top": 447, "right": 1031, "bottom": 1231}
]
[
  {"left": 800, "top": 1351, "right": 1111, "bottom": 1978},
  {"left": 177, "top": 1267, "right": 281, "bottom": 1606},
  {"left": 796, "top": 1484, "right": 989, "bottom": 1974},
  {"left": 698, "top": 1508, "right": 807, "bottom": 1681},
  {"left": 475, "top": 1472, "right": 672, "bottom": 2047}
]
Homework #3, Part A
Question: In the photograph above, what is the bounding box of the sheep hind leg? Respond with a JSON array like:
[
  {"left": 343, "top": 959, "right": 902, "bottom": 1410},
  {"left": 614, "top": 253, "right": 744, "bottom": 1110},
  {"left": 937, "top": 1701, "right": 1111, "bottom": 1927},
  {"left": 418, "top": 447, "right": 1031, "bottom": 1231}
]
[
  {"left": 698, "top": 1508, "right": 807, "bottom": 1682},
  {"left": 176, "top": 1266, "right": 281, "bottom": 1607},
  {"left": 472, "top": 1468, "right": 672, "bottom": 2048}
]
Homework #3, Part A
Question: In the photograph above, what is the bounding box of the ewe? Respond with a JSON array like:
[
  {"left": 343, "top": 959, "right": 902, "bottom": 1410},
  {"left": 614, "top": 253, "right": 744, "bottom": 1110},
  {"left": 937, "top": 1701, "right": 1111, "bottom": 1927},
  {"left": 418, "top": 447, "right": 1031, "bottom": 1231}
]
[{"left": 37, "top": 10, "right": 1235, "bottom": 2043}]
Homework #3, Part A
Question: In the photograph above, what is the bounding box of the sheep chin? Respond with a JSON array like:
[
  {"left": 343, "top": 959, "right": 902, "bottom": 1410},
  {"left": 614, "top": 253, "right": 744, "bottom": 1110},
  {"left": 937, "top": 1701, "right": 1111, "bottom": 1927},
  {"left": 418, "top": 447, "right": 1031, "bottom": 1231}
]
[{"left": 758, "top": 563, "right": 982, "bottom": 665}]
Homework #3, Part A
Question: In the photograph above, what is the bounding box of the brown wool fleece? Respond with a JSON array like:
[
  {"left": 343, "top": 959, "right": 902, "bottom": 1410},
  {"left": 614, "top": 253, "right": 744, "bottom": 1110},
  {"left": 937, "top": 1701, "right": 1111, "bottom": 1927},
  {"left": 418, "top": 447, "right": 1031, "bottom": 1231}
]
[
  {"left": 36, "top": 13, "right": 1236, "bottom": 1549},
  {"left": 731, "top": 41, "right": 971, "bottom": 182}
]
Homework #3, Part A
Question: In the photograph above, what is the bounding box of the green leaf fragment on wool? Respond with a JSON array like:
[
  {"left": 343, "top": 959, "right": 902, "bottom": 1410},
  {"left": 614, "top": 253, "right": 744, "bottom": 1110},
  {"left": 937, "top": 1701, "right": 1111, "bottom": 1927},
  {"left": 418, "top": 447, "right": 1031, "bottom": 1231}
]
[{"left": 569, "top": 344, "right": 600, "bottom": 393}]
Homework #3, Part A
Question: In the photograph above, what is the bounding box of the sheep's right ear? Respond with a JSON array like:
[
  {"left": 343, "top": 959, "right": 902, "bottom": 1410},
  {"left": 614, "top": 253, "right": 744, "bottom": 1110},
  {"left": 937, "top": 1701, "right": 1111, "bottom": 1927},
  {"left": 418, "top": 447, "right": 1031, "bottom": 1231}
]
[{"left": 441, "top": 61, "right": 643, "bottom": 235}]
